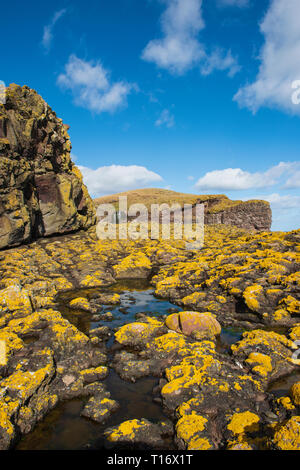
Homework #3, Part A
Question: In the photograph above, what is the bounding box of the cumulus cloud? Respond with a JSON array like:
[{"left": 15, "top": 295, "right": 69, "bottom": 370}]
[
  {"left": 57, "top": 55, "right": 135, "bottom": 114},
  {"left": 155, "top": 109, "right": 175, "bottom": 128},
  {"left": 254, "top": 193, "right": 300, "bottom": 231},
  {"left": 78, "top": 164, "right": 163, "bottom": 197},
  {"left": 262, "top": 193, "right": 300, "bottom": 209},
  {"left": 42, "top": 9, "right": 67, "bottom": 52},
  {"left": 195, "top": 162, "right": 300, "bottom": 191},
  {"left": 234, "top": 0, "right": 300, "bottom": 114},
  {"left": 200, "top": 48, "right": 241, "bottom": 77},
  {"left": 217, "top": 0, "right": 249, "bottom": 7},
  {"left": 284, "top": 171, "right": 300, "bottom": 189},
  {"left": 142, "top": 0, "right": 240, "bottom": 76}
]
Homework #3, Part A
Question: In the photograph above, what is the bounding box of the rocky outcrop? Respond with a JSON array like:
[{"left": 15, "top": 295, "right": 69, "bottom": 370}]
[
  {"left": 202, "top": 197, "right": 272, "bottom": 232},
  {"left": 96, "top": 190, "right": 272, "bottom": 232},
  {"left": 0, "top": 84, "right": 96, "bottom": 250}
]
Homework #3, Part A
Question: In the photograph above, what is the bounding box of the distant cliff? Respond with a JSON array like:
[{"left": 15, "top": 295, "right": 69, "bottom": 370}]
[
  {"left": 0, "top": 84, "right": 96, "bottom": 249},
  {"left": 199, "top": 195, "right": 272, "bottom": 231},
  {"left": 95, "top": 189, "right": 272, "bottom": 232}
]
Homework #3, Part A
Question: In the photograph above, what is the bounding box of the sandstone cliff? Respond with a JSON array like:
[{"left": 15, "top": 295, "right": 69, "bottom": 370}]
[
  {"left": 95, "top": 189, "right": 272, "bottom": 232},
  {"left": 200, "top": 195, "right": 272, "bottom": 231},
  {"left": 0, "top": 84, "right": 96, "bottom": 249}
]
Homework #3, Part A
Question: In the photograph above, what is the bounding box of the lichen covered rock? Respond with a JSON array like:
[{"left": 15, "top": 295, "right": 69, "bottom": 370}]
[
  {"left": 0, "top": 84, "right": 96, "bottom": 249},
  {"left": 104, "top": 418, "right": 173, "bottom": 449},
  {"left": 273, "top": 416, "right": 300, "bottom": 450}
]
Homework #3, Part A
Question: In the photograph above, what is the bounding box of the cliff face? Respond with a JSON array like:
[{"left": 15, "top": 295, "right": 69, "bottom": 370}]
[
  {"left": 0, "top": 84, "right": 96, "bottom": 249},
  {"left": 95, "top": 190, "right": 272, "bottom": 232},
  {"left": 200, "top": 196, "right": 272, "bottom": 231}
]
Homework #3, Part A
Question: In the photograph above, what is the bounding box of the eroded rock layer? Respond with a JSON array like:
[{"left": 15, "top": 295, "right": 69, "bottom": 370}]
[{"left": 0, "top": 84, "right": 96, "bottom": 249}]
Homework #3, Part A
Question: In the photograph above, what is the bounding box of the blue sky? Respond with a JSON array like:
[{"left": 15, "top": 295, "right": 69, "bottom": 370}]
[{"left": 1, "top": 0, "right": 300, "bottom": 230}]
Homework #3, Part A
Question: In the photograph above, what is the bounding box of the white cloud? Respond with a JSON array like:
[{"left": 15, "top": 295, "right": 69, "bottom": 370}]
[
  {"left": 255, "top": 193, "right": 300, "bottom": 231},
  {"left": 200, "top": 48, "right": 241, "bottom": 77},
  {"left": 155, "top": 109, "right": 175, "bottom": 128},
  {"left": 284, "top": 171, "right": 300, "bottom": 189},
  {"left": 78, "top": 165, "right": 163, "bottom": 197},
  {"left": 142, "top": 0, "right": 240, "bottom": 76},
  {"left": 262, "top": 193, "right": 300, "bottom": 209},
  {"left": 234, "top": 0, "right": 300, "bottom": 114},
  {"left": 57, "top": 55, "right": 135, "bottom": 114},
  {"left": 217, "top": 0, "right": 249, "bottom": 7},
  {"left": 42, "top": 9, "right": 67, "bottom": 52},
  {"left": 195, "top": 162, "right": 300, "bottom": 191}
]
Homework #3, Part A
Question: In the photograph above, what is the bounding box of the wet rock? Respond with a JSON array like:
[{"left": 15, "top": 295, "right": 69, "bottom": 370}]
[
  {"left": 69, "top": 297, "right": 96, "bottom": 313},
  {"left": 89, "top": 326, "right": 112, "bottom": 342},
  {"left": 113, "top": 252, "right": 152, "bottom": 280},
  {"left": 79, "top": 366, "right": 109, "bottom": 384},
  {"left": 231, "top": 329, "right": 297, "bottom": 381},
  {"left": 104, "top": 418, "right": 173, "bottom": 449},
  {"left": 165, "top": 311, "right": 221, "bottom": 339},
  {"left": 0, "top": 308, "right": 108, "bottom": 448},
  {"left": 119, "top": 307, "right": 129, "bottom": 315},
  {"left": 81, "top": 394, "right": 119, "bottom": 424},
  {"left": 115, "top": 318, "right": 167, "bottom": 348},
  {"left": 91, "top": 293, "right": 120, "bottom": 305}
]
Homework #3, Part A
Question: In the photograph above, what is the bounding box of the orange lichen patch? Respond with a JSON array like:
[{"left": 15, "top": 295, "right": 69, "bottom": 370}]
[
  {"left": 79, "top": 272, "right": 108, "bottom": 288},
  {"left": 180, "top": 292, "right": 206, "bottom": 307},
  {"left": 79, "top": 366, "right": 108, "bottom": 381},
  {"left": 0, "top": 329, "right": 24, "bottom": 357},
  {"left": 231, "top": 329, "right": 295, "bottom": 355},
  {"left": 6, "top": 309, "right": 89, "bottom": 348},
  {"left": 161, "top": 343, "right": 218, "bottom": 397},
  {"left": 245, "top": 353, "right": 273, "bottom": 378},
  {"left": 69, "top": 297, "right": 91, "bottom": 310},
  {"left": 150, "top": 331, "right": 187, "bottom": 353},
  {"left": 0, "top": 398, "right": 20, "bottom": 437},
  {"left": 155, "top": 275, "right": 182, "bottom": 297},
  {"left": 188, "top": 436, "right": 213, "bottom": 450},
  {"left": 243, "top": 284, "right": 264, "bottom": 311},
  {"left": 273, "top": 417, "right": 300, "bottom": 450},
  {"left": 272, "top": 309, "right": 290, "bottom": 322},
  {"left": 0, "top": 359, "right": 54, "bottom": 402},
  {"left": 279, "top": 296, "right": 300, "bottom": 315},
  {"left": 290, "top": 326, "right": 300, "bottom": 342},
  {"left": 277, "top": 397, "right": 295, "bottom": 410},
  {"left": 105, "top": 419, "right": 148, "bottom": 442},
  {"left": 115, "top": 320, "right": 163, "bottom": 346},
  {"left": 177, "top": 397, "right": 204, "bottom": 417},
  {"left": 113, "top": 252, "right": 152, "bottom": 278},
  {"left": 227, "top": 411, "right": 260, "bottom": 435},
  {"left": 290, "top": 382, "right": 300, "bottom": 406},
  {"left": 0, "top": 284, "right": 32, "bottom": 316},
  {"left": 176, "top": 412, "right": 207, "bottom": 442}
]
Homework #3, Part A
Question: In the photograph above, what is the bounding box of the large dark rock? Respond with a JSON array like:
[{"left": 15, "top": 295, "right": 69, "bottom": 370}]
[{"left": 0, "top": 84, "right": 96, "bottom": 249}]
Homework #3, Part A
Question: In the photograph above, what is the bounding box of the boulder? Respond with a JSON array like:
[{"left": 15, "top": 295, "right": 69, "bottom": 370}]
[
  {"left": 0, "top": 84, "right": 96, "bottom": 249},
  {"left": 165, "top": 311, "right": 221, "bottom": 339}
]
